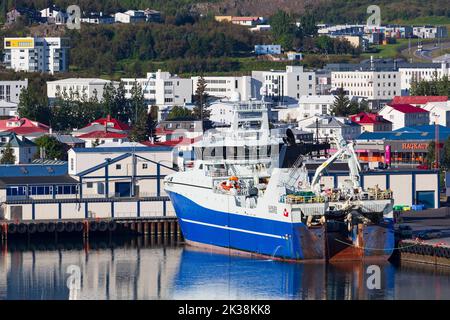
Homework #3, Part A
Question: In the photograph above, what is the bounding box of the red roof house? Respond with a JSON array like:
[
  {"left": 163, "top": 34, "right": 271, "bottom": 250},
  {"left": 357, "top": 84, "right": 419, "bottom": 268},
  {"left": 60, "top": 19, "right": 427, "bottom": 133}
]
[
  {"left": 391, "top": 96, "right": 448, "bottom": 107},
  {"left": 91, "top": 115, "right": 131, "bottom": 131},
  {"left": 0, "top": 116, "right": 50, "bottom": 138},
  {"left": 349, "top": 112, "right": 392, "bottom": 132}
]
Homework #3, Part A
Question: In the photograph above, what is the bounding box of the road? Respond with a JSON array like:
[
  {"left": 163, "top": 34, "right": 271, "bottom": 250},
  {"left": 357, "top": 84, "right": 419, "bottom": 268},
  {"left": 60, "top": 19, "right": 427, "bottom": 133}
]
[{"left": 401, "top": 40, "right": 450, "bottom": 61}]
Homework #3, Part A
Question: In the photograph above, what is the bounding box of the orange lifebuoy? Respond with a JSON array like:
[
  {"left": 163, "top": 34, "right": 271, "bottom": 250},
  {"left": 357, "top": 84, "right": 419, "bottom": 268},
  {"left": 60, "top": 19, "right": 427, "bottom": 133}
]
[{"left": 221, "top": 181, "right": 232, "bottom": 191}]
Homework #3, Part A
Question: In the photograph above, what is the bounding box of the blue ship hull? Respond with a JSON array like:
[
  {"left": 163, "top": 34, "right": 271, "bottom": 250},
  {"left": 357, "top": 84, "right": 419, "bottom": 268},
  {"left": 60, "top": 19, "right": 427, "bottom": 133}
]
[{"left": 168, "top": 191, "right": 395, "bottom": 261}]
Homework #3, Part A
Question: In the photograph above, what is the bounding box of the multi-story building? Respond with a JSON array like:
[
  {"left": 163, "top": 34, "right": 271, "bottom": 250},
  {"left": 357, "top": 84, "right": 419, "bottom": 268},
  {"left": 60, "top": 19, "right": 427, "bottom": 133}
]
[
  {"left": 121, "top": 71, "right": 192, "bottom": 107},
  {"left": 378, "top": 104, "right": 430, "bottom": 130},
  {"left": 252, "top": 66, "right": 316, "bottom": 104},
  {"left": 327, "top": 59, "right": 401, "bottom": 110},
  {"left": 191, "top": 76, "right": 252, "bottom": 101},
  {"left": 47, "top": 78, "right": 117, "bottom": 103},
  {"left": 3, "top": 37, "right": 69, "bottom": 74},
  {"left": 398, "top": 62, "right": 450, "bottom": 95},
  {"left": 0, "top": 79, "right": 28, "bottom": 104}
]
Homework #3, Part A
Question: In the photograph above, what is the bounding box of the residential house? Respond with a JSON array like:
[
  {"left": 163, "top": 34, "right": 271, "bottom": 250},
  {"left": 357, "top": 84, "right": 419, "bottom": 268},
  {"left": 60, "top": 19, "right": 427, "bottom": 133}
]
[
  {"left": 115, "top": 10, "right": 147, "bottom": 23},
  {"left": 422, "top": 101, "right": 450, "bottom": 127},
  {"left": 0, "top": 117, "right": 50, "bottom": 140},
  {"left": 0, "top": 132, "right": 36, "bottom": 164},
  {"left": 81, "top": 12, "right": 114, "bottom": 24},
  {"left": 72, "top": 115, "right": 130, "bottom": 147},
  {"left": 378, "top": 104, "right": 430, "bottom": 130},
  {"left": 254, "top": 45, "right": 282, "bottom": 55},
  {"left": 156, "top": 120, "right": 205, "bottom": 143},
  {"left": 301, "top": 115, "right": 361, "bottom": 142},
  {"left": 349, "top": 112, "right": 392, "bottom": 132}
]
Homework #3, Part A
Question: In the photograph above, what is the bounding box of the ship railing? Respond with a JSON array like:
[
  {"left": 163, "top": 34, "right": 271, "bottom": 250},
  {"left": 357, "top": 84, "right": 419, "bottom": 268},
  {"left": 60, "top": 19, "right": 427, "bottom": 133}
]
[
  {"left": 279, "top": 194, "right": 326, "bottom": 204},
  {"left": 206, "top": 169, "right": 229, "bottom": 177}
]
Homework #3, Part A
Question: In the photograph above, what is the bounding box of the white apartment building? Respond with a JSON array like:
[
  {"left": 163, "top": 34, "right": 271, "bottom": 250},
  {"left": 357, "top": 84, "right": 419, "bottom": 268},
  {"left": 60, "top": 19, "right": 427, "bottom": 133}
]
[
  {"left": 0, "top": 79, "right": 28, "bottom": 104},
  {"left": 121, "top": 70, "right": 192, "bottom": 107},
  {"left": 252, "top": 66, "right": 316, "bottom": 104},
  {"left": 47, "top": 78, "right": 118, "bottom": 102},
  {"left": 3, "top": 37, "right": 69, "bottom": 74},
  {"left": 399, "top": 62, "right": 450, "bottom": 95},
  {"left": 422, "top": 101, "right": 450, "bottom": 127},
  {"left": 330, "top": 68, "right": 400, "bottom": 110},
  {"left": 378, "top": 104, "right": 430, "bottom": 130},
  {"left": 191, "top": 76, "right": 252, "bottom": 101}
]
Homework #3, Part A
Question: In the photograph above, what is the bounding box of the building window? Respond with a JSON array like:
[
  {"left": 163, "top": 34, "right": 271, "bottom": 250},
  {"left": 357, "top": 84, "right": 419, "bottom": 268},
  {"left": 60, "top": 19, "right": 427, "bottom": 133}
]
[
  {"left": 142, "top": 163, "right": 148, "bottom": 169},
  {"left": 116, "top": 164, "right": 121, "bottom": 170},
  {"left": 87, "top": 182, "right": 93, "bottom": 188}
]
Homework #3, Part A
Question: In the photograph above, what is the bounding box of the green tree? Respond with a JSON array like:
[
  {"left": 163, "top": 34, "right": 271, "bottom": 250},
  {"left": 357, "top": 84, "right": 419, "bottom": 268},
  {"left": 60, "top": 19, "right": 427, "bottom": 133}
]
[
  {"left": 33, "top": 135, "right": 65, "bottom": 160},
  {"left": 330, "top": 87, "right": 351, "bottom": 116},
  {"left": 18, "top": 86, "right": 51, "bottom": 125},
  {"left": 193, "top": 76, "right": 210, "bottom": 128},
  {"left": 426, "top": 141, "right": 437, "bottom": 168},
  {"left": 270, "top": 10, "right": 296, "bottom": 50},
  {"left": 0, "top": 143, "right": 15, "bottom": 164},
  {"left": 441, "top": 136, "right": 450, "bottom": 169},
  {"left": 128, "top": 82, "right": 149, "bottom": 142},
  {"left": 167, "top": 106, "right": 194, "bottom": 120}
]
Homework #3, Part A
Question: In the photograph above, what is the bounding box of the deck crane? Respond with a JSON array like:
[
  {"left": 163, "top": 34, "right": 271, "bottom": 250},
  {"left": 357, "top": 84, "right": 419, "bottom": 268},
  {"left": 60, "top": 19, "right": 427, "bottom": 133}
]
[{"left": 310, "top": 132, "right": 361, "bottom": 198}]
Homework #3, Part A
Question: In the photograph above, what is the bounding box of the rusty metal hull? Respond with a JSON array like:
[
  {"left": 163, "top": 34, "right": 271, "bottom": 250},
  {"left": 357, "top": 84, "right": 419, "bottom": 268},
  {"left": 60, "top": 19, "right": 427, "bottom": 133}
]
[{"left": 327, "top": 220, "right": 395, "bottom": 262}]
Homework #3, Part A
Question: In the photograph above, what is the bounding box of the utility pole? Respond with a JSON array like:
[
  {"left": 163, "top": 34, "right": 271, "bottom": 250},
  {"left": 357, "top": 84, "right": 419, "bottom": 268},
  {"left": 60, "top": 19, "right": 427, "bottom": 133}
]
[{"left": 435, "top": 115, "right": 440, "bottom": 169}]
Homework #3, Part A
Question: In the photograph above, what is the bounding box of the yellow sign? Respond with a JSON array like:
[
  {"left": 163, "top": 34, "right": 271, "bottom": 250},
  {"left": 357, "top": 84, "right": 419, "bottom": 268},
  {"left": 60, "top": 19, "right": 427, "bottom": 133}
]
[{"left": 4, "top": 38, "right": 34, "bottom": 49}]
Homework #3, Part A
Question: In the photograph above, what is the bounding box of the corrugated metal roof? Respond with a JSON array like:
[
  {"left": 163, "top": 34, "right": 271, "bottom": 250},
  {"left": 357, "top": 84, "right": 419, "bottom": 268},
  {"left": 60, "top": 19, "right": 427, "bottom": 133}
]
[
  {"left": 357, "top": 125, "right": 450, "bottom": 141},
  {"left": 0, "top": 164, "right": 67, "bottom": 177}
]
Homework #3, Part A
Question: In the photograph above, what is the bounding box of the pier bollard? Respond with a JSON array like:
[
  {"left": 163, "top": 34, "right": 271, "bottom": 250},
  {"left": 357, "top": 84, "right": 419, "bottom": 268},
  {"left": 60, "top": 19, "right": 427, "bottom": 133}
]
[
  {"left": 143, "top": 222, "right": 149, "bottom": 235},
  {"left": 157, "top": 222, "right": 163, "bottom": 236},
  {"left": 150, "top": 222, "right": 156, "bottom": 237}
]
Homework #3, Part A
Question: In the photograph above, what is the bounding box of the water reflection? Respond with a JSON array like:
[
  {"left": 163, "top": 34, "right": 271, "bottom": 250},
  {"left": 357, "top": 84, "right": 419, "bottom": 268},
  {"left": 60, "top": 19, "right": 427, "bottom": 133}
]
[{"left": 0, "top": 238, "right": 449, "bottom": 300}]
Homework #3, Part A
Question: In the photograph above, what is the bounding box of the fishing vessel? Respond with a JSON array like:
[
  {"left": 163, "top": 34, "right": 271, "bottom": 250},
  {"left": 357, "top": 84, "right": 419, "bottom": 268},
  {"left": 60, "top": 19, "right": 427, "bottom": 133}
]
[{"left": 164, "top": 100, "right": 394, "bottom": 261}]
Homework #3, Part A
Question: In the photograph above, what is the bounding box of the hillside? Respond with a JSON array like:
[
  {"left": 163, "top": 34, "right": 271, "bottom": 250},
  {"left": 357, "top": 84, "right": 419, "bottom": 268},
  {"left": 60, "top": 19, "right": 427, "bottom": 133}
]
[{"left": 3, "top": 0, "right": 450, "bottom": 24}]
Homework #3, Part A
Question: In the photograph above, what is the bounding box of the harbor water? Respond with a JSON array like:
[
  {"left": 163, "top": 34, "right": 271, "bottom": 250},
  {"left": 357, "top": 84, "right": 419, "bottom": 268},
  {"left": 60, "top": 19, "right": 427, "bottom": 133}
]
[{"left": 1, "top": 237, "right": 450, "bottom": 300}]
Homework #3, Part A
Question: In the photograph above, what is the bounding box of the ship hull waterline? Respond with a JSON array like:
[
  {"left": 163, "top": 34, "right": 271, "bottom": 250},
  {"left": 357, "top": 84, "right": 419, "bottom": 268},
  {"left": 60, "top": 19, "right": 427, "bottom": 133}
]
[{"left": 168, "top": 191, "right": 395, "bottom": 262}]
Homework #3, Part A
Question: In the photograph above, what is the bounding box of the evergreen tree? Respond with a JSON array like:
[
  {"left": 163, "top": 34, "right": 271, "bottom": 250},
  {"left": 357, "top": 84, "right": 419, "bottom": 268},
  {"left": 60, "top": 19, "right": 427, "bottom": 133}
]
[
  {"left": 330, "top": 87, "right": 351, "bottom": 116},
  {"left": 193, "top": 76, "right": 210, "bottom": 129},
  {"left": 128, "top": 82, "right": 149, "bottom": 142},
  {"left": 0, "top": 143, "right": 15, "bottom": 164}
]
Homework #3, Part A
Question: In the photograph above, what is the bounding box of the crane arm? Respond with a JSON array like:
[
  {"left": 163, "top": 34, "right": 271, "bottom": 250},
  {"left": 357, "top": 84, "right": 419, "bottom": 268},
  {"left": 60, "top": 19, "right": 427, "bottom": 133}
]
[{"left": 311, "top": 147, "right": 346, "bottom": 193}]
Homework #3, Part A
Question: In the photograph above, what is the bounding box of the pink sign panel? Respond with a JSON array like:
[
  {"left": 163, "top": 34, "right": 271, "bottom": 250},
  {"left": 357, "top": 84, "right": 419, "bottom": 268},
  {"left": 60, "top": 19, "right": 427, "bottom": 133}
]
[{"left": 385, "top": 145, "right": 391, "bottom": 165}]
